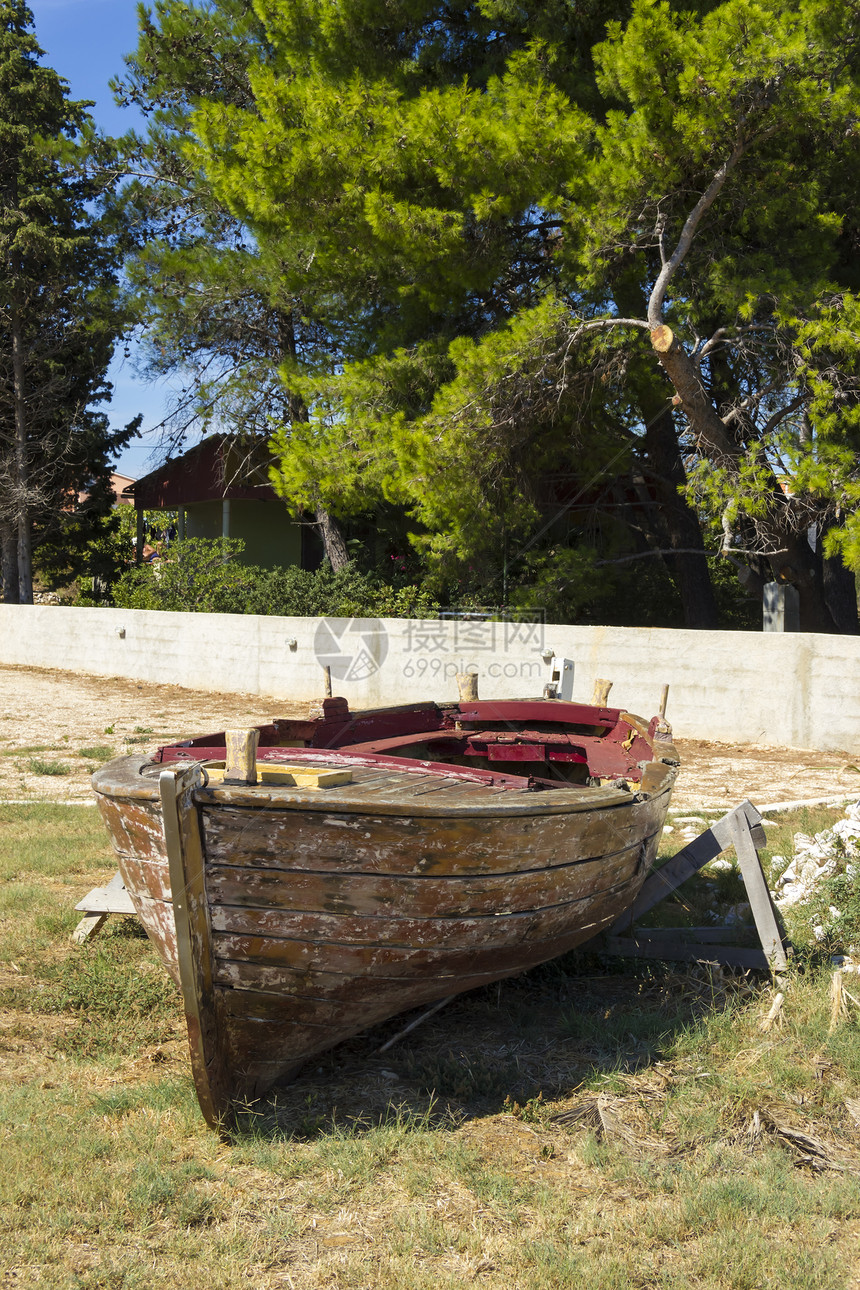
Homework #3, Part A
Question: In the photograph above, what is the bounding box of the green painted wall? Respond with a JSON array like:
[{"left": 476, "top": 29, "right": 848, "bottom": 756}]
[{"left": 185, "top": 500, "right": 303, "bottom": 568}]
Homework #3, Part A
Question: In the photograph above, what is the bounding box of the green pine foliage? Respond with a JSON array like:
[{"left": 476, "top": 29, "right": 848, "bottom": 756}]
[
  {"left": 0, "top": 0, "right": 137, "bottom": 603},
  {"left": 124, "top": 0, "right": 860, "bottom": 629}
]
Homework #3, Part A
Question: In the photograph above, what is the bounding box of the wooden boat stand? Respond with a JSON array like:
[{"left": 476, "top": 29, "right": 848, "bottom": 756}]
[
  {"left": 71, "top": 871, "right": 137, "bottom": 943},
  {"left": 593, "top": 799, "right": 790, "bottom": 972},
  {"left": 74, "top": 797, "right": 789, "bottom": 973}
]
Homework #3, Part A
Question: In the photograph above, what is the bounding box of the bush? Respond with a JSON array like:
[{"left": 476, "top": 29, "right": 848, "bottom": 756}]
[
  {"left": 110, "top": 537, "right": 441, "bottom": 619},
  {"left": 110, "top": 538, "right": 258, "bottom": 612}
]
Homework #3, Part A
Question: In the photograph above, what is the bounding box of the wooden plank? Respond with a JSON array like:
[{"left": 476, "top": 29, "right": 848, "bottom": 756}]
[
  {"left": 214, "top": 904, "right": 626, "bottom": 1061},
  {"left": 729, "top": 810, "right": 789, "bottom": 971},
  {"left": 115, "top": 851, "right": 172, "bottom": 902},
  {"left": 209, "top": 887, "right": 643, "bottom": 952},
  {"left": 210, "top": 912, "right": 632, "bottom": 990},
  {"left": 200, "top": 800, "right": 663, "bottom": 878},
  {"left": 610, "top": 800, "right": 762, "bottom": 930},
  {"left": 224, "top": 728, "right": 259, "bottom": 785},
  {"left": 604, "top": 936, "right": 771, "bottom": 970},
  {"left": 406, "top": 777, "right": 466, "bottom": 797},
  {"left": 219, "top": 1013, "right": 344, "bottom": 1099},
  {"left": 310, "top": 771, "right": 408, "bottom": 792},
  {"left": 205, "top": 844, "right": 644, "bottom": 919},
  {"left": 71, "top": 912, "right": 109, "bottom": 944},
  {"left": 96, "top": 794, "right": 166, "bottom": 865},
  {"left": 614, "top": 925, "right": 758, "bottom": 945},
  {"left": 160, "top": 764, "right": 232, "bottom": 1131},
  {"left": 206, "top": 762, "right": 354, "bottom": 789},
  {"left": 74, "top": 871, "right": 137, "bottom": 915},
  {"left": 214, "top": 950, "right": 550, "bottom": 1022}
]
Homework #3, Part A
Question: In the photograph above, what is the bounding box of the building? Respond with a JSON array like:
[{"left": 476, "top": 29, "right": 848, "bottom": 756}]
[{"left": 124, "top": 435, "right": 318, "bottom": 568}]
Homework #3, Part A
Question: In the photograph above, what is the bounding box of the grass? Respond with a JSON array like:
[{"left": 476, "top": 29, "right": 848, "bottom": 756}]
[
  {"left": 23, "top": 756, "right": 71, "bottom": 776},
  {"left": 0, "top": 803, "right": 858, "bottom": 1289},
  {"left": 76, "top": 745, "right": 114, "bottom": 763}
]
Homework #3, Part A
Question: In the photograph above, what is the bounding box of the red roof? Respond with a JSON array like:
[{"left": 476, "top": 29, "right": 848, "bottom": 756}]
[{"left": 125, "top": 436, "right": 280, "bottom": 509}]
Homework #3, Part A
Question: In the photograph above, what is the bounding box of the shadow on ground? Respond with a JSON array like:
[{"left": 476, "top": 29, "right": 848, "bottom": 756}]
[{"left": 227, "top": 952, "right": 761, "bottom": 1141}]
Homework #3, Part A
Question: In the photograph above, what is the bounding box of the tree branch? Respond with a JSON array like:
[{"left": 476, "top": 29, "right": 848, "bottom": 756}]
[
  {"left": 595, "top": 547, "right": 719, "bottom": 567},
  {"left": 647, "top": 137, "right": 747, "bottom": 328}
]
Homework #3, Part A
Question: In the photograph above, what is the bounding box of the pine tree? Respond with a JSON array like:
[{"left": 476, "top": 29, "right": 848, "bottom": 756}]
[
  {"left": 115, "top": 0, "right": 352, "bottom": 569},
  {"left": 0, "top": 0, "right": 133, "bottom": 603},
  {"left": 130, "top": 0, "right": 860, "bottom": 628}
]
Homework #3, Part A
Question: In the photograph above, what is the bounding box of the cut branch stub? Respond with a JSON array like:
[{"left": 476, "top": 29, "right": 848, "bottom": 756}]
[{"left": 650, "top": 325, "right": 675, "bottom": 354}]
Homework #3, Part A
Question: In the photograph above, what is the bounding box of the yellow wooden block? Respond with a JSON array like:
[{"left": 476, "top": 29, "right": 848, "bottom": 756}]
[
  {"left": 259, "top": 765, "right": 353, "bottom": 788},
  {"left": 203, "top": 762, "right": 353, "bottom": 789}
]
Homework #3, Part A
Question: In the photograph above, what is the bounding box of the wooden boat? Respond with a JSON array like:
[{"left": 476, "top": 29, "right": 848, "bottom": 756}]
[{"left": 91, "top": 695, "right": 679, "bottom": 1128}]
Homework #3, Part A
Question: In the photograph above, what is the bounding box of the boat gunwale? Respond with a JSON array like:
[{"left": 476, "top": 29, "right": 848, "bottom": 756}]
[{"left": 92, "top": 755, "right": 678, "bottom": 818}]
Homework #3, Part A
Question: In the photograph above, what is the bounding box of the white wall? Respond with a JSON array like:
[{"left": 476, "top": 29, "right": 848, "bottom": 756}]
[{"left": 1, "top": 604, "right": 858, "bottom": 752}]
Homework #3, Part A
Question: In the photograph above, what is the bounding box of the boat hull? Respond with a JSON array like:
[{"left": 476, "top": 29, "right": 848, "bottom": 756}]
[{"left": 94, "top": 740, "right": 676, "bottom": 1127}]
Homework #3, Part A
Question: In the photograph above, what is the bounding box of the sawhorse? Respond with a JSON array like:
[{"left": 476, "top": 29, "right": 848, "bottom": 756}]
[
  {"left": 597, "top": 799, "right": 790, "bottom": 971},
  {"left": 71, "top": 871, "right": 137, "bottom": 944}
]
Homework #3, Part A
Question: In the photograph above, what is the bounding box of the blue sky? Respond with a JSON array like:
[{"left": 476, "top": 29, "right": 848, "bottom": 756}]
[{"left": 29, "top": 0, "right": 179, "bottom": 479}]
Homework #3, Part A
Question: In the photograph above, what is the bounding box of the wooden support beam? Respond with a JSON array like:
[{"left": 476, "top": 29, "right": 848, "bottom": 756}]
[
  {"left": 160, "top": 763, "right": 231, "bottom": 1131},
  {"left": 603, "top": 937, "right": 773, "bottom": 970},
  {"left": 729, "top": 809, "right": 789, "bottom": 970},
  {"left": 598, "top": 800, "right": 790, "bottom": 971},
  {"left": 224, "top": 728, "right": 259, "bottom": 785},
  {"left": 457, "top": 672, "right": 479, "bottom": 702},
  {"left": 611, "top": 799, "right": 762, "bottom": 930},
  {"left": 591, "top": 678, "right": 613, "bottom": 706},
  {"left": 71, "top": 871, "right": 137, "bottom": 943},
  {"left": 71, "top": 912, "right": 109, "bottom": 944}
]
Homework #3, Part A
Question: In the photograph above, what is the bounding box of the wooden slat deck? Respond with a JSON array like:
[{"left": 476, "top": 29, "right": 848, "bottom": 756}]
[{"left": 94, "top": 756, "right": 652, "bottom": 818}]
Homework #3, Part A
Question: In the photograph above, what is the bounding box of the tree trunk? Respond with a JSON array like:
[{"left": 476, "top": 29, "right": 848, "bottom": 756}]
[
  {"left": 275, "top": 308, "right": 352, "bottom": 574},
  {"left": 823, "top": 554, "right": 858, "bottom": 634},
  {"left": 816, "top": 518, "right": 857, "bottom": 634},
  {"left": 641, "top": 405, "right": 720, "bottom": 628},
  {"left": 11, "top": 291, "right": 33, "bottom": 604},
  {"left": 315, "top": 505, "right": 351, "bottom": 571},
  {"left": 1, "top": 523, "right": 19, "bottom": 603},
  {"left": 651, "top": 328, "right": 738, "bottom": 459}
]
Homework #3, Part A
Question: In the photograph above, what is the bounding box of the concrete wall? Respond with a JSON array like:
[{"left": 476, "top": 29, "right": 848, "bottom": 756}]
[{"left": 1, "top": 604, "right": 857, "bottom": 751}]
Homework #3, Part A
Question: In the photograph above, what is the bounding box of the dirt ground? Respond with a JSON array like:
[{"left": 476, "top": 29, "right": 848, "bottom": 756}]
[{"left": 0, "top": 661, "right": 858, "bottom": 811}]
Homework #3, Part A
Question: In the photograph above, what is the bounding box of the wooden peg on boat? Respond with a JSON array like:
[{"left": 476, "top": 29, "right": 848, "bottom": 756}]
[
  {"left": 659, "top": 684, "right": 670, "bottom": 718},
  {"left": 456, "top": 672, "right": 479, "bottom": 702},
  {"left": 591, "top": 678, "right": 613, "bottom": 706},
  {"left": 224, "top": 728, "right": 259, "bottom": 785},
  {"left": 307, "top": 696, "right": 350, "bottom": 720}
]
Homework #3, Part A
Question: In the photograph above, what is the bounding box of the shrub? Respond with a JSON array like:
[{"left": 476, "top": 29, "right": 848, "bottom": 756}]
[
  {"left": 111, "top": 537, "right": 260, "bottom": 612},
  {"left": 111, "top": 537, "right": 441, "bottom": 619}
]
